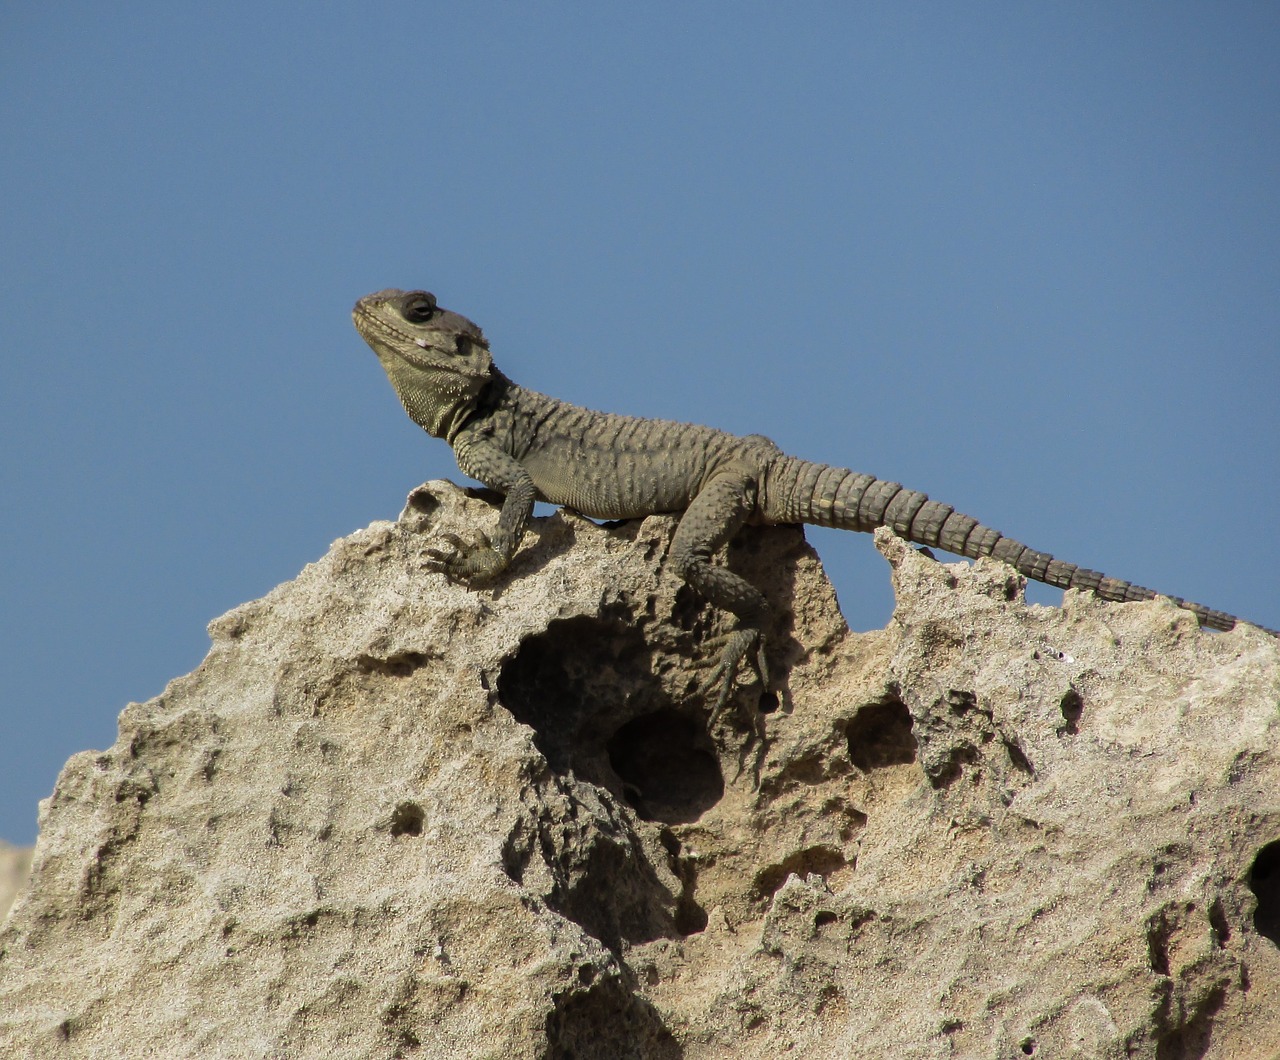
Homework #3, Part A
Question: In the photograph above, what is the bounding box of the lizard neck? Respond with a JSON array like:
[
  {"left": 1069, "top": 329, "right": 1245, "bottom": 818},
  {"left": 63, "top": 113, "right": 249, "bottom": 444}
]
[{"left": 383, "top": 356, "right": 498, "bottom": 443}]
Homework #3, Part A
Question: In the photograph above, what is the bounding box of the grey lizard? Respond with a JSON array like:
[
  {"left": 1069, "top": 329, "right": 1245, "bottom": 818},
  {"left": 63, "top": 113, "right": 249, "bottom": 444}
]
[{"left": 353, "top": 288, "right": 1278, "bottom": 708}]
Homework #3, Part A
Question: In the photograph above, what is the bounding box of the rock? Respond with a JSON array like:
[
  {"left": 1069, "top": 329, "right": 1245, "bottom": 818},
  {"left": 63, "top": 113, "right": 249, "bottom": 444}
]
[
  {"left": 1, "top": 480, "right": 1277, "bottom": 1059},
  {"left": 0, "top": 842, "right": 33, "bottom": 924}
]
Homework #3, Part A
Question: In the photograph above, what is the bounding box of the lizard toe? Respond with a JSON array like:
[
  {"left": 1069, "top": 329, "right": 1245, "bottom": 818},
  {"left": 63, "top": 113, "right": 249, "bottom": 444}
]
[
  {"left": 703, "top": 628, "right": 765, "bottom": 724},
  {"left": 422, "top": 530, "right": 507, "bottom": 583}
]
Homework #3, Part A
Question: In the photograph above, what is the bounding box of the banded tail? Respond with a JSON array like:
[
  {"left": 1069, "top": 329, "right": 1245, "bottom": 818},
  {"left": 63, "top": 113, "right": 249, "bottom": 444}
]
[{"left": 761, "top": 456, "right": 1278, "bottom": 638}]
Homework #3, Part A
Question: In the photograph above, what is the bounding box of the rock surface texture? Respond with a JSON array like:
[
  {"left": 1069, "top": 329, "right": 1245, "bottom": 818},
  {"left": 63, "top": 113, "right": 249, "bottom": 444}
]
[
  {"left": 1, "top": 481, "right": 1278, "bottom": 1059},
  {"left": 0, "top": 843, "right": 32, "bottom": 924}
]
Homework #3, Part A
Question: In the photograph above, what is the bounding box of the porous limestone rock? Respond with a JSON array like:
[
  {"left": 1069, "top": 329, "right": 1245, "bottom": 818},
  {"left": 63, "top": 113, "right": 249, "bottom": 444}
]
[
  {"left": 0, "top": 842, "right": 32, "bottom": 924},
  {"left": 1, "top": 481, "right": 1277, "bottom": 1059}
]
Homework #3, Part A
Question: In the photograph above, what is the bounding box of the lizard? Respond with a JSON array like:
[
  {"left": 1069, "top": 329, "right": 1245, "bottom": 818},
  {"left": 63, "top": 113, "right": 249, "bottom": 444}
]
[{"left": 352, "top": 288, "right": 1279, "bottom": 710}]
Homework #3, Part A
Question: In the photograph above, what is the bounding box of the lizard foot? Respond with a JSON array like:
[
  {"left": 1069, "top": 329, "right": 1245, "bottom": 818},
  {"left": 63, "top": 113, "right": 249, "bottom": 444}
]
[
  {"left": 702, "top": 628, "right": 770, "bottom": 725},
  {"left": 423, "top": 531, "right": 509, "bottom": 583}
]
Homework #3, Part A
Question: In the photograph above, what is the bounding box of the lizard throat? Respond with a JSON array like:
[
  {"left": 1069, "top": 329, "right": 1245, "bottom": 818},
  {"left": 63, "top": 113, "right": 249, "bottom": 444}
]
[{"left": 387, "top": 360, "right": 484, "bottom": 442}]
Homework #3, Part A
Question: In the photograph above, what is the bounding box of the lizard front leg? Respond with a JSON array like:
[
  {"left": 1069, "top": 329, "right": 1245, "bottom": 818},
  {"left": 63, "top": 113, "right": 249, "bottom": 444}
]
[
  {"left": 426, "top": 430, "right": 536, "bottom": 582},
  {"left": 668, "top": 468, "right": 771, "bottom": 718}
]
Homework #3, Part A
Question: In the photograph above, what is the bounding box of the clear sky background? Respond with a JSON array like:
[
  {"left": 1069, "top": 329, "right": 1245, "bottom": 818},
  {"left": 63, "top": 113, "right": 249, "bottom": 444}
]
[{"left": 2, "top": 4, "right": 1277, "bottom": 845}]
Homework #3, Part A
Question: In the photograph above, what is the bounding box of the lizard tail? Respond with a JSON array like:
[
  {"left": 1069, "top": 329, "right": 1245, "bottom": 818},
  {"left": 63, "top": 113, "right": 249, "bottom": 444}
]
[{"left": 760, "top": 456, "right": 1277, "bottom": 637}]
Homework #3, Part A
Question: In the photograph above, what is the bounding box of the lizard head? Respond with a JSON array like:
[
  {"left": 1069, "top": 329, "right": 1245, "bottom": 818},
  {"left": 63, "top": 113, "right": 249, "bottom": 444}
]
[{"left": 352, "top": 289, "right": 495, "bottom": 440}]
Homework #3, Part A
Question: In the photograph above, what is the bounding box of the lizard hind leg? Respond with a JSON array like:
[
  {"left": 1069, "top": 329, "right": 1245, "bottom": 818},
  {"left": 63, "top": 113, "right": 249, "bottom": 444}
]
[{"left": 668, "top": 469, "right": 773, "bottom": 718}]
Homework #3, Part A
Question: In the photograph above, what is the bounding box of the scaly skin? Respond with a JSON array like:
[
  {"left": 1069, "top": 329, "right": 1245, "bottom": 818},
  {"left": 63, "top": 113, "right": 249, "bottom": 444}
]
[{"left": 353, "top": 289, "right": 1278, "bottom": 709}]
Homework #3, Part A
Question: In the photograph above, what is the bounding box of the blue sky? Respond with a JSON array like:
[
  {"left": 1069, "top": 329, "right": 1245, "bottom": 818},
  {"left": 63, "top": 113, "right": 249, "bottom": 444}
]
[{"left": 2, "top": 4, "right": 1277, "bottom": 844}]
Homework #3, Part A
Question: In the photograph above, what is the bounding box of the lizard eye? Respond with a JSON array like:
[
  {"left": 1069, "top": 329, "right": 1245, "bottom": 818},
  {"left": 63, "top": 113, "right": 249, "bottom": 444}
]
[{"left": 402, "top": 292, "right": 438, "bottom": 324}]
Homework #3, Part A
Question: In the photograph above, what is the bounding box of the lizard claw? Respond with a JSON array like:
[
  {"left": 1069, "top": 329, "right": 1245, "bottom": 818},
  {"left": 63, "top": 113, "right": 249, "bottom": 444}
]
[
  {"left": 703, "top": 628, "right": 769, "bottom": 725},
  {"left": 422, "top": 531, "right": 472, "bottom": 578}
]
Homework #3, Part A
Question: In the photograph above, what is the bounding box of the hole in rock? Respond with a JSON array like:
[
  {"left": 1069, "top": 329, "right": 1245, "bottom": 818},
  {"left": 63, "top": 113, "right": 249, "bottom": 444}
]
[
  {"left": 754, "top": 845, "right": 849, "bottom": 901},
  {"left": 1208, "top": 899, "right": 1230, "bottom": 945},
  {"left": 358, "top": 651, "right": 430, "bottom": 677},
  {"left": 499, "top": 616, "right": 725, "bottom": 820},
  {"left": 1249, "top": 840, "right": 1280, "bottom": 946},
  {"left": 1003, "top": 738, "right": 1034, "bottom": 776},
  {"left": 658, "top": 830, "right": 710, "bottom": 936},
  {"left": 543, "top": 973, "right": 681, "bottom": 1060},
  {"left": 1058, "top": 688, "right": 1083, "bottom": 735},
  {"left": 930, "top": 746, "right": 978, "bottom": 790},
  {"left": 846, "top": 694, "right": 917, "bottom": 771},
  {"left": 388, "top": 802, "right": 425, "bottom": 837},
  {"left": 499, "top": 616, "right": 660, "bottom": 776},
  {"left": 403, "top": 487, "right": 441, "bottom": 517},
  {"left": 1147, "top": 914, "right": 1172, "bottom": 976},
  {"left": 674, "top": 892, "right": 709, "bottom": 936},
  {"left": 608, "top": 709, "right": 723, "bottom": 824},
  {"left": 499, "top": 618, "right": 712, "bottom": 950}
]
